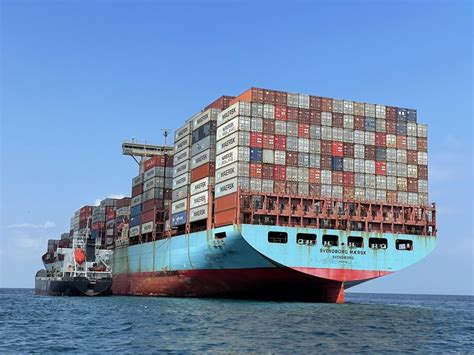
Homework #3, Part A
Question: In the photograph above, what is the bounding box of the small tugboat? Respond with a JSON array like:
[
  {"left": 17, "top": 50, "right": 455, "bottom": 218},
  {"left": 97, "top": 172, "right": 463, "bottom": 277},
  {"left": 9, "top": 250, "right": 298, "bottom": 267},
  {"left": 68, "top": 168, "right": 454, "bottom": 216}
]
[{"left": 35, "top": 223, "right": 113, "bottom": 296}]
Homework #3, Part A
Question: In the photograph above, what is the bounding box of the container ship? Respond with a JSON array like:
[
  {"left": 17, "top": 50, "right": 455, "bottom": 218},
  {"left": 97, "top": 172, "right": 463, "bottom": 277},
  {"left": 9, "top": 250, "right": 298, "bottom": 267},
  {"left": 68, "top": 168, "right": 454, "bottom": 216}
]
[{"left": 41, "top": 87, "right": 437, "bottom": 303}]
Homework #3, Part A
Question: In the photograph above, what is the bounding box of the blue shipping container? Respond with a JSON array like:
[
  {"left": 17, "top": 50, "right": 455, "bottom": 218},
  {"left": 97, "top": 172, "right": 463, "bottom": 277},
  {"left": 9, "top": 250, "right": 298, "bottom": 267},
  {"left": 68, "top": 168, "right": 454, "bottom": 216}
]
[
  {"left": 406, "top": 109, "right": 417, "bottom": 122},
  {"left": 130, "top": 215, "right": 141, "bottom": 227},
  {"left": 397, "top": 122, "right": 407, "bottom": 135},
  {"left": 332, "top": 157, "right": 343, "bottom": 171},
  {"left": 250, "top": 148, "right": 263, "bottom": 162},
  {"left": 172, "top": 211, "right": 187, "bottom": 227},
  {"left": 90, "top": 230, "right": 99, "bottom": 239},
  {"left": 131, "top": 204, "right": 142, "bottom": 217},
  {"left": 365, "top": 117, "right": 376, "bottom": 131}
]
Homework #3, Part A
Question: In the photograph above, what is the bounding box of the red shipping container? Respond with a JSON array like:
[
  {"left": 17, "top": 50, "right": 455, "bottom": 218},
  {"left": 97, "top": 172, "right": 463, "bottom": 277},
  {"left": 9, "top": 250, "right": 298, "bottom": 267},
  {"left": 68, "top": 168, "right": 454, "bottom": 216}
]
[
  {"left": 321, "top": 140, "right": 332, "bottom": 155},
  {"left": 310, "top": 110, "right": 321, "bottom": 125},
  {"left": 309, "top": 184, "right": 321, "bottom": 197},
  {"left": 417, "top": 137, "right": 427, "bottom": 152},
  {"left": 343, "top": 187, "right": 355, "bottom": 200},
  {"left": 263, "top": 89, "right": 275, "bottom": 104},
  {"left": 387, "top": 191, "right": 397, "bottom": 203},
  {"left": 310, "top": 96, "right": 322, "bottom": 110},
  {"left": 332, "top": 142, "right": 344, "bottom": 157},
  {"left": 298, "top": 123, "right": 310, "bottom": 138},
  {"left": 375, "top": 161, "right": 387, "bottom": 175},
  {"left": 332, "top": 171, "right": 343, "bottom": 185},
  {"left": 215, "top": 209, "right": 237, "bottom": 227},
  {"left": 332, "top": 113, "right": 344, "bottom": 128},
  {"left": 275, "top": 91, "right": 287, "bottom": 105},
  {"left": 298, "top": 109, "right": 311, "bottom": 123},
  {"left": 274, "top": 165, "right": 287, "bottom": 181},
  {"left": 365, "top": 146, "right": 376, "bottom": 160},
  {"left": 231, "top": 87, "right": 264, "bottom": 104},
  {"left": 396, "top": 136, "right": 407, "bottom": 149},
  {"left": 250, "top": 163, "right": 263, "bottom": 178},
  {"left": 263, "top": 134, "right": 275, "bottom": 149},
  {"left": 250, "top": 132, "right": 263, "bottom": 148},
  {"left": 407, "top": 151, "right": 418, "bottom": 164},
  {"left": 204, "top": 95, "right": 235, "bottom": 111},
  {"left": 274, "top": 180, "right": 286, "bottom": 193},
  {"left": 274, "top": 135, "right": 287, "bottom": 150},
  {"left": 418, "top": 165, "right": 428, "bottom": 179},
  {"left": 287, "top": 107, "right": 298, "bottom": 121},
  {"left": 286, "top": 182, "right": 298, "bottom": 195},
  {"left": 263, "top": 119, "right": 275, "bottom": 133},
  {"left": 191, "top": 163, "right": 215, "bottom": 182},
  {"left": 343, "top": 143, "right": 354, "bottom": 157},
  {"left": 141, "top": 210, "right": 156, "bottom": 223},
  {"left": 215, "top": 193, "right": 237, "bottom": 212},
  {"left": 286, "top": 152, "right": 299, "bottom": 166},
  {"left": 375, "top": 133, "right": 386, "bottom": 147},
  {"left": 142, "top": 199, "right": 164, "bottom": 212},
  {"left": 144, "top": 156, "right": 165, "bottom": 171},
  {"left": 386, "top": 106, "right": 398, "bottom": 120},
  {"left": 343, "top": 172, "right": 355, "bottom": 186},
  {"left": 165, "top": 155, "right": 174, "bottom": 167},
  {"left": 407, "top": 178, "right": 418, "bottom": 192},
  {"left": 117, "top": 197, "right": 131, "bottom": 208},
  {"left": 386, "top": 121, "right": 397, "bottom": 134},
  {"left": 106, "top": 210, "right": 116, "bottom": 221},
  {"left": 274, "top": 105, "right": 287, "bottom": 120},
  {"left": 321, "top": 97, "right": 333, "bottom": 111},
  {"left": 354, "top": 116, "right": 365, "bottom": 130},
  {"left": 262, "top": 164, "right": 274, "bottom": 179},
  {"left": 132, "top": 184, "right": 143, "bottom": 197},
  {"left": 309, "top": 168, "right": 321, "bottom": 184},
  {"left": 321, "top": 156, "right": 332, "bottom": 169}
]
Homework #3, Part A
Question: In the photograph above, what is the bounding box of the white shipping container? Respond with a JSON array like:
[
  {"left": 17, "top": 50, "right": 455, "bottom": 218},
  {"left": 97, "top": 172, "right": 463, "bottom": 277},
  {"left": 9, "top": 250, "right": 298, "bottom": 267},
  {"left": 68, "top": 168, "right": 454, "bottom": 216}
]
[
  {"left": 387, "top": 148, "right": 397, "bottom": 162},
  {"left": 190, "top": 148, "right": 215, "bottom": 169},
  {"left": 262, "top": 149, "right": 274, "bottom": 164},
  {"left": 354, "top": 144, "right": 364, "bottom": 159},
  {"left": 286, "top": 167, "right": 298, "bottom": 182},
  {"left": 287, "top": 121, "right": 298, "bottom": 136},
  {"left": 190, "top": 177, "right": 210, "bottom": 195},
  {"left": 343, "top": 157, "right": 354, "bottom": 172},
  {"left": 298, "top": 94, "right": 310, "bottom": 108},
  {"left": 354, "top": 130, "right": 365, "bottom": 144},
  {"left": 418, "top": 152, "right": 428, "bottom": 165},
  {"left": 386, "top": 134, "right": 397, "bottom": 148},
  {"left": 417, "top": 124, "right": 428, "bottom": 138},
  {"left": 354, "top": 102, "right": 365, "bottom": 116},
  {"left": 387, "top": 176, "right": 397, "bottom": 190},
  {"left": 131, "top": 194, "right": 142, "bottom": 207},
  {"left": 189, "top": 205, "right": 208, "bottom": 222},
  {"left": 333, "top": 99, "right": 343, "bottom": 113},
  {"left": 251, "top": 117, "right": 263, "bottom": 132},
  {"left": 172, "top": 173, "right": 189, "bottom": 190},
  {"left": 174, "top": 134, "right": 191, "bottom": 154},
  {"left": 419, "top": 193, "right": 429, "bottom": 206},
  {"left": 193, "top": 108, "right": 219, "bottom": 130},
  {"left": 143, "top": 177, "right": 164, "bottom": 191},
  {"left": 387, "top": 162, "right": 397, "bottom": 176},
  {"left": 408, "top": 193, "right": 418, "bottom": 205},
  {"left": 407, "top": 165, "right": 418, "bottom": 178},
  {"left": 376, "top": 119, "right": 386, "bottom": 133},
  {"left": 376, "top": 190, "right": 386, "bottom": 202},
  {"left": 365, "top": 131, "right": 375, "bottom": 145},
  {"left": 343, "top": 129, "right": 354, "bottom": 143},
  {"left": 321, "top": 111, "right": 332, "bottom": 126},
  {"left": 310, "top": 154, "right": 320, "bottom": 168},
  {"left": 321, "top": 185, "right": 332, "bottom": 198},
  {"left": 174, "top": 147, "right": 191, "bottom": 166},
  {"left": 173, "top": 160, "right": 190, "bottom": 178},
  {"left": 309, "top": 139, "right": 321, "bottom": 154},
  {"left": 217, "top": 102, "right": 251, "bottom": 126},
  {"left": 376, "top": 175, "right": 387, "bottom": 189},
  {"left": 343, "top": 101, "right": 354, "bottom": 115},
  {"left": 298, "top": 183, "right": 309, "bottom": 196},
  {"left": 129, "top": 226, "right": 140, "bottom": 238},
  {"left": 191, "top": 135, "right": 215, "bottom": 157},
  {"left": 141, "top": 221, "right": 154, "bottom": 235},
  {"left": 398, "top": 192, "right": 408, "bottom": 204},
  {"left": 365, "top": 160, "right": 375, "bottom": 174},
  {"left": 132, "top": 174, "right": 144, "bottom": 187},
  {"left": 355, "top": 187, "right": 365, "bottom": 199},
  {"left": 397, "top": 149, "right": 407, "bottom": 163},
  {"left": 298, "top": 138, "right": 310, "bottom": 153},
  {"left": 144, "top": 166, "right": 164, "bottom": 181},
  {"left": 343, "top": 114, "right": 354, "bottom": 129},
  {"left": 321, "top": 170, "right": 332, "bottom": 185},
  {"left": 332, "top": 185, "right": 343, "bottom": 199},
  {"left": 251, "top": 102, "right": 264, "bottom": 117},
  {"left": 407, "top": 122, "right": 417, "bottom": 137},
  {"left": 287, "top": 136, "right": 298, "bottom": 151},
  {"left": 175, "top": 121, "right": 192, "bottom": 142},
  {"left": 215, "top": 177, "right": 238, "bottom": 198},
  {"left": 274, "top": 150, "right": 286, "bottom": 165},
  {"left": 216, "top": 116, "right": 251, "bottom": 141},
  {"left": 397, "top": 177, "right": 408, "bottom": 191},
  {"left": 190, "top": 190, "right": 208, "bottom": 209},
  {"left": 274, "top": 120, "right": 287, "bottom": 135},
  {"left": 375, "top": 104, "right": 386, "bottom": 119},
  {"left": 407, "top": 136, "right": 417, "bottom": 150},
  {"left": 263, "top": 104, "right": 275, "bottom": 119},
  {"left": 250, "top": 178, "right": 262, "bottom": 192},
  {"left": 216, "top": 147, "right": 239, "bottom": 169},
  {"left": 172, "top": 199, "right": 187, "bottom": 214},
  {"left": 287, "top": 93, "right": 299, "bottom": 107},
  {"left": 354, "top": 159, "right": 365, "bottom": 173},
  {"left": 321, "top": 126, "right": 332, "bottom": 140},
  {"left": 365, "top": 188, "right": 376, "bottom": 201},
  {"left": 418, "top": 179, "right": 428, "bottom": 193},
  {"left": 354, "top": 173, "right": 365, "bottom": 187},
  {"left": 310, "top": 125, "right": 321, "bottom": 139},
  {"left": 172, "top": 185, "right": 188, "bottom": 201},
  {"left": 262, "top": 179, "right": 274, "bottom": 193},
  {"left": 366, "top": 174, "right": 376, "bottom": 188},
  {"left": 215, "top": 162, "right": 247, "bottom": 183},
  {"left": 298, "top": 167, "right": 309, "bottom": 182},
  {"left": 365, "top": 103, "right": 376, "bottom": 117},
  {"left": 332, "top": 127, "right": 343, "bottom": 142}
]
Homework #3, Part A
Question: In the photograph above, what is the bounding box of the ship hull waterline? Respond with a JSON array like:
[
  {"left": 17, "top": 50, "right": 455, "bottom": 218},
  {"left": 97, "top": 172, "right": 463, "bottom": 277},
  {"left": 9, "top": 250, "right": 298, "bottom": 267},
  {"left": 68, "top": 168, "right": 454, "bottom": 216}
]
[
  {"left": 111, "top": 224, "right": 436, "bottom": 303},
  {"left": 35, "top": 275, "right": 113, "bottom": 297}
]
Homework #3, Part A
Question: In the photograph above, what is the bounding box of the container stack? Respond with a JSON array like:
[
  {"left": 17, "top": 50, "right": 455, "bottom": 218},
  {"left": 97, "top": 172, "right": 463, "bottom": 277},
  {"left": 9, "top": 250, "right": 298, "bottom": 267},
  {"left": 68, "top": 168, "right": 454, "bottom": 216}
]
[
  {"left": 188, "top": 108, "right": 219, "bottom": 228},
  {"left": 91, "top": 198, "right": 118, "bottom": 247},
  {"left": 140, "top": 155, "right": 173, "bottom": 241},
  {"left": 171, "top": 121, "right": 193, "bottom": 230},
  {"left": 115, "top": 197, "right": 131, "bottom": 242},
  {"left": 129, "top": 173, "right": 144, "bottom": 241},
  {"left": 212, "top": 87, "right": 429, "bottom": 226}
]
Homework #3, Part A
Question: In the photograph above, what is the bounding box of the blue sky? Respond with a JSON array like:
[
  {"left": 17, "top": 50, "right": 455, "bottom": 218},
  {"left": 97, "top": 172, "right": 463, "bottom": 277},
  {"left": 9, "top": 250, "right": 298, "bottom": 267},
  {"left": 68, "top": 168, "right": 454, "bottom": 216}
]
[{"left": 1, "top": 0, "right": 472, "bottom": 294}]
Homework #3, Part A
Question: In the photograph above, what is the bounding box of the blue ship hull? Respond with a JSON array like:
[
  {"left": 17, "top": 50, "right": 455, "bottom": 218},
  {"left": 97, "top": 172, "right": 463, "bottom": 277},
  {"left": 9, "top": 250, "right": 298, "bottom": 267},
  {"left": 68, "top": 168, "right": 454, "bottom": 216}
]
[{"left": 112, "top": 224, "right": 436, "bottom": 302}]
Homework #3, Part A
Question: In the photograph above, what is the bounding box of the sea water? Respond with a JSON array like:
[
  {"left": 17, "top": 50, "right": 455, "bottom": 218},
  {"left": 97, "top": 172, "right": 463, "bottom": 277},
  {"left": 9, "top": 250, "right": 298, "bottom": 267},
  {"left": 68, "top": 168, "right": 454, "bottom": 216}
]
[{"left": 0, "top": 289, "right": 472, "bottom": 352}]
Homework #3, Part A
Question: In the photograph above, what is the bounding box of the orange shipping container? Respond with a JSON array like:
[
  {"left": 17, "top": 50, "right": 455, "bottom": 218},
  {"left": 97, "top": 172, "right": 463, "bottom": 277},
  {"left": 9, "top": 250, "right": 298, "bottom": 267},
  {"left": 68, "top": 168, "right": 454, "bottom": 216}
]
[
  {"left": 332, "top": 142, "right": 344, "bottom": 157},
  {"left": 191, "top": 163, "right": 215, "bottom": 183},
  {"left": 214, "top": 193, "right": 238, "bottom": 212},
  {"left": 214, "top": 209, "right": 237, "bottom": 227}
]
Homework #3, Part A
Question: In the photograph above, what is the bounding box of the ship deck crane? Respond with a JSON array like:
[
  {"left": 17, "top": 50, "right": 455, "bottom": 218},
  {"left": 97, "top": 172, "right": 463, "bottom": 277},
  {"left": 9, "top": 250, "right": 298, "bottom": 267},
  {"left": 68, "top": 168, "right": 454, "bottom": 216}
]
[{"left": 122, "top": 130, "right": 173, "bottom": 165}]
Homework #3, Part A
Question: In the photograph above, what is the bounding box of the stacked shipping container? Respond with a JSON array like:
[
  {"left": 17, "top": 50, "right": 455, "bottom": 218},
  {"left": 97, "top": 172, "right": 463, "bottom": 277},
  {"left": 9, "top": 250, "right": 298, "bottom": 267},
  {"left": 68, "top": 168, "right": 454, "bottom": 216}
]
[{"left": 212, "top": 88, "right": 429, "bottom": 226}]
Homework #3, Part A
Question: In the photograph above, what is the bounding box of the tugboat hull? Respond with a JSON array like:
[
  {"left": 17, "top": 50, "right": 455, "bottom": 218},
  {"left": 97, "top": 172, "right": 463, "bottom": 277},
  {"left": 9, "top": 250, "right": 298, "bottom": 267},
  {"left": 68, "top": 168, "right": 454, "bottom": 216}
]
[{"left": 35, "top": 272, "right": 112, "bottom": 296}]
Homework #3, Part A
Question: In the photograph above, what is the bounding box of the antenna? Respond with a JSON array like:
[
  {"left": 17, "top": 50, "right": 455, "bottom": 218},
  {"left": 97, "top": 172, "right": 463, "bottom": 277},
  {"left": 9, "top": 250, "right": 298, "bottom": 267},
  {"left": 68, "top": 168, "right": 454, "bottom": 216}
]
[{"left": 161, "top": 129, "right": 171, "bottom": 146}]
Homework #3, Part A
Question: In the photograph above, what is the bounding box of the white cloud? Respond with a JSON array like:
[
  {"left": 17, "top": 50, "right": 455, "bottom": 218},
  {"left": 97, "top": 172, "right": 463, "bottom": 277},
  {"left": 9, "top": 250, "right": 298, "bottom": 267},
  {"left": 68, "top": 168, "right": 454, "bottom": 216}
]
[
  {"left": 94, "top": 193, "right": 125, "bottom": 206},
  {"left": 7, "top": 221, "right": 56, "bottom": 229}
]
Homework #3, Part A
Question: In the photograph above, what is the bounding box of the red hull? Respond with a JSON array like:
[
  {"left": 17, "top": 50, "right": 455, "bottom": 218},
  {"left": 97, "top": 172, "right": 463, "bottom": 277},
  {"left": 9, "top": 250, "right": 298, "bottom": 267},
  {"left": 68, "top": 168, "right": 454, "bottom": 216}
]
[{"left": 112, "top": 267, "right": 359, "bottom": 303}]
